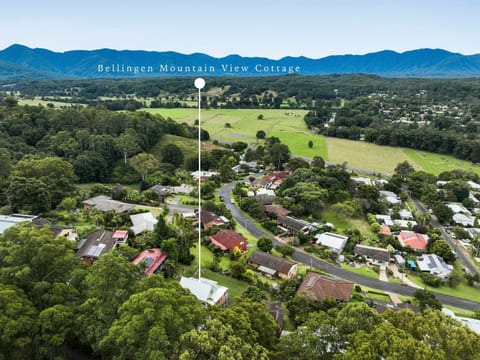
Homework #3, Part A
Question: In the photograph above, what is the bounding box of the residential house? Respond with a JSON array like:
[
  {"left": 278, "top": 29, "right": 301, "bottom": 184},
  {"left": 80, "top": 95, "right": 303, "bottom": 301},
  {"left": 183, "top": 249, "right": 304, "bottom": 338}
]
[
  {"left": 468, "top": 180, "right": 480, "bottom": 191},
  {"left": 367, "top": 299, "right": 418, "bottom": 314},
  {"left": 76, "top": 229, "right": 129, "bottom": 264},
  {"left": 248, "top": 251, "right": 298, "bottom": 280},
  {"left": 130, "top": 212, "right": 158, "bottom": 235},
  {"left": 447, "top": 202, "right": 471, "bottom": 215},
  {"left": 416, "top": 254, "right": 453, "bottom": 279},
  {"left": 253, "top": 171, "right": 290, "bottom": 190},
  {"left": 399, "top": 209, "right": 414, "bottom": 220},
  {"left": 266, "top": 300, "right": 284, "bottom": 333},
  {"left": 277, "top": 216, "right": 310, "bottom": 234},
  {"left": 351, "top": 177, "right": 374, "bottom": 186},
  {"left": 453, "top": 213, "right": 475, "bottom": 227},
  {"left": 380, "top": 191, "right": 401, "bottom": 205},
  {"left": 314, "top": 232, "right": 349, "bottom": 254},
  {"left": 149, "top": 185, "right": 172, "bottom": 199},
  {"left": 265, "top": 204, "right": 291, "bottom": 219},
  {"left": 0, "top": 214, "right": 37, "bottom": 234},
  {"left": 180, "top": 277, "right": 229, "bottom": 306},
  {"left": 191, "top": 171, "right": 218, "bottom": 182},
  {"left": 31, "top": 218, "right": 78, "bottom": 241},
  {"left": 469, "top": 192, "right": 480, "bottom": 207},
  {"left": 393, "top": 219, "right": 418, "bottom": 229},
  {"left": 297, "top": 272, "right": 353, "bottom": 302},
  {"left": 82, "top": 195, "right": 134, "bottom": 213},
  {"left": 149, "top": 184, "right": 194, "bottom": 199},
  {"left": 132, "top": 248, "right": 168, "bottom": 275},
  {"left": 199, "top": 210, "right": 228, "bottom": 230},
  {"left": 443, "top": 308, "right": 480, "bottom": 335},
  {"left": 376, "top": 214, "right": 394, "bottom": 227},
  {"left": 209, "top": 229, "right": 247, "bottom": 253},
  {"left": 398, "top": 231, "right": 428, "bottom": 251},
  {"left": 248, "top": 188, "right": 276, "bottom": 205},
  {"left": 354, "top": 244, "right": 391, "bottom": 265},
  {"left": 379, "top": 225, "right": 392, "bottom": 236},
  {"left": 376, "top": 214, "right": 417, "bottom": 229},
  {"left": 173, "top": 184, "right": 194, "bottom": 195}
]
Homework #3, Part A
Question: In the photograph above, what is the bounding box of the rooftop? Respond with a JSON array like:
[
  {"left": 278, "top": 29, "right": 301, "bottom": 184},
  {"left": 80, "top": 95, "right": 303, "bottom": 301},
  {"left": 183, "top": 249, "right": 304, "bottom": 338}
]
[
  {"left": 398, "top": 231, "right": 428, "bottom": 251},
  {"left": 132, "top": 248, "right": 168, "bottom": 276},
  {"left": 180, "top": 277, "right": 228, "bottom": 306},
  {"left": 248, "top": 251, "right": 297, "bottom": 275},
  {"left": 0, "top": 214, "right": 37, "bottom": 234},
  {"left": 314, "top": 232, "right": 349, "bottom": 253},
  {"left": 83, "top": 195, "right": 134, "bottom": 213},
  {"left": 297, "top": 272, "right": 353, "bottom": 302}
]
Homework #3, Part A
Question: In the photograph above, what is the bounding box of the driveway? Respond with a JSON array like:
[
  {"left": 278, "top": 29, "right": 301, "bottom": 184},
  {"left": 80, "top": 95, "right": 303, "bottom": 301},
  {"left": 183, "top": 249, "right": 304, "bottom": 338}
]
[{"left": 389, "top": 263, "right": 423, "bottom": 289}]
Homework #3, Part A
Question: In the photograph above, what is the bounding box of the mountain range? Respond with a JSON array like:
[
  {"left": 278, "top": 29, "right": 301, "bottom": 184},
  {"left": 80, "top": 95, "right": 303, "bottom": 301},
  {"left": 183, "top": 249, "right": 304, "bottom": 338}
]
[{"left": 1, "top": 44, "right": 480, "bottom": 79}]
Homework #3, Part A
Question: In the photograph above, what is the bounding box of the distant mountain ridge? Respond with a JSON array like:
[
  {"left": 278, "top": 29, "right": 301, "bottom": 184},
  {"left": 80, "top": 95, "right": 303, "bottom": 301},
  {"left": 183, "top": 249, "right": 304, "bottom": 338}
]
[{"left": 1, "top": 44, "right": 480, "bottom": 79}]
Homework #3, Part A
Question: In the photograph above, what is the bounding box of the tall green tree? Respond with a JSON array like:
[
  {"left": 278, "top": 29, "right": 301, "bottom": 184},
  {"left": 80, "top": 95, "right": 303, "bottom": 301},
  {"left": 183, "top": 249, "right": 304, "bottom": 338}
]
[
  {"left": 0, "top": 285, "right": 37, "bottom": 359},
  {"left": 178, "top": 318, "right": 269, "bottom": 360},
  {"left": 77, "top": 254, "right": 139, "bottom": 352},
  {"left": 11, "top": 156, "right": 77, "bottom": 207},
  {"left": 257, "top": 236, "right": 273, "bottom": 253},
  {"left": 161, "top": 143, "right": 184, "bottom": 167},
  {"left": 7, "top": 176, "right": 51, "bottom": 213},
  {"left": 115, "top": 129, "right": 141, "bottom": 165},
  {"left": 129, "top": 152, "right": 159, "bottom": 181},
  {"left": 268, "top": 143, "right": 290, "bottom": 170},
  {"left": 99, "top": 286, "right": 206, "bottom": 359}
]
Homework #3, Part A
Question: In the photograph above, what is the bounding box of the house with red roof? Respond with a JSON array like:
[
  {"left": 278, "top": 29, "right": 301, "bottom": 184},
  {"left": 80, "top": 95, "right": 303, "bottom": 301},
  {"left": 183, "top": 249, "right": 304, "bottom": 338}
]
[
  {"left": 379, "top": 225, "right": 392, "bottom": 236},
  {"left": 132, "top": 248, "right": 168, "bottom": 276},
  {"left": 209, "top": 229, "right": 247, "bottom": 253},
  {"left": 297, "top": 272, "right": 353, "bottom": 303},
  {"left": 398, "top": 231, "right": 429, "bottom": 251}
]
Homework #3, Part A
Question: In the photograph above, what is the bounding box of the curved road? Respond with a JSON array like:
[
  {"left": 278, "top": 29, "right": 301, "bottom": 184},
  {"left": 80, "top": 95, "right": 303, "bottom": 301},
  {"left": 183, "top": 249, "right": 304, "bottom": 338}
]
[{"left": 220, "top": 181, "right": 480, "bottom": 311}]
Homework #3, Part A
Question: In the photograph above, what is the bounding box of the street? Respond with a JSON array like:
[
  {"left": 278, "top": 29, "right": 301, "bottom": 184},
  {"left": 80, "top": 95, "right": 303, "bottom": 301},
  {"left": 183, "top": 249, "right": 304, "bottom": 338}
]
[{"left": 220, "top": 180, "right": 480, "bottom": 311}]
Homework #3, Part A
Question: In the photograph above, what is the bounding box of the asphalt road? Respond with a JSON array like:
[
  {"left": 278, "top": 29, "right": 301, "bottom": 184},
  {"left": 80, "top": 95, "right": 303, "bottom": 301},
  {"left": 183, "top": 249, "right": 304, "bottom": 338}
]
[
  {"left": 220, "top": 180, "right": 480, "bottom": 311},
  {"left": 405, "top": 187, "right": 479, "bottom": 275}
]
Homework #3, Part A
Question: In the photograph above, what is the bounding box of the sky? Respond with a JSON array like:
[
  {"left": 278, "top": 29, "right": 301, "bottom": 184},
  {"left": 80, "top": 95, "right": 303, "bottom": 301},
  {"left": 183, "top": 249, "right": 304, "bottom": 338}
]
[{"left": 2, "top": 0, "right": 479, "bottom": 59}]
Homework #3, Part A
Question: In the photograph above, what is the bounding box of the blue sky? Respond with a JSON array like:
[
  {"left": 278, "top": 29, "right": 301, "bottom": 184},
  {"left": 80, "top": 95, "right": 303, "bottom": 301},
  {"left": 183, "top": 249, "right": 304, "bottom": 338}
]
[{"left": 2, "top": 0, "right": 479, "bottom": 58}]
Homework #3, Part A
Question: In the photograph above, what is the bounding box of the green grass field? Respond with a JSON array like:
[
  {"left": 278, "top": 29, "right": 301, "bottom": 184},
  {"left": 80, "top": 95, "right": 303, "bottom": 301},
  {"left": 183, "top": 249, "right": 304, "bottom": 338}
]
[
  {"left": 144, "top": 108, "right": 327, "bottom": 158},
  {"left": 404, "top": 149, "right": 480, "bottom": 176},
  {"left": 147, "top": 108, "right": 480, "bottom": 175},
  {"left": 325, "top": 137, "right": 422, "bottom": 174}
]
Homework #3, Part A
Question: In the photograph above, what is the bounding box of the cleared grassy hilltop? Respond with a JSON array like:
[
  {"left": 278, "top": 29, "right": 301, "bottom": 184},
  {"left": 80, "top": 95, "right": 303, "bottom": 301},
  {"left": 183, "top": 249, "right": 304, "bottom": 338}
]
[{"left": 146, "top": 108, "right": 480, "bottom": 176}]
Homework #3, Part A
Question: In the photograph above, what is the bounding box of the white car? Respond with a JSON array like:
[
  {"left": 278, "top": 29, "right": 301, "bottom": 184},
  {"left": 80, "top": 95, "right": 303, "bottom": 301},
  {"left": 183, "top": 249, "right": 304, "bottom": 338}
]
[{"left": 230, "top": 198, "right": 235, "bottom": 204}]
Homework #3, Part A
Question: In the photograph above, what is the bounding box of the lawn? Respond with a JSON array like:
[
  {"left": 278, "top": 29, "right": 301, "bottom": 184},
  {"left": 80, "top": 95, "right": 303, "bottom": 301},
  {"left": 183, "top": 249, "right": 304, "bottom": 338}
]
[
  {"left": 405, "top": 272, "right": 480, "bottom": 303},
  {"left": 404, "top": 149, "right": 480, "bottom": 176},
  {"left": 340, "top": 263, "right": 380, "bottom": 280},
  {"left": 190, "top": 244, "right": 231, "bottom": 271},
  {"left": 149, "top": 133, "right": 221, "bottom": 161},
  {"left": 322, "top": 208, "right": 374, "bottom": 236},
  {"left": 143, "top": 108, "right": 327, "bottom": 158},
  {"left": 325, "top": 137, "right": 422, "bottom": 174}
]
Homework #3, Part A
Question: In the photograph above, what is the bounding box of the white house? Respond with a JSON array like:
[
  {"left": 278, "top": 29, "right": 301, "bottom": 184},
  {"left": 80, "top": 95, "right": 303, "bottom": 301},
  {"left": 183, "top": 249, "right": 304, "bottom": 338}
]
[
  {"left": 468, "top": 180, "right": 480, "bottom": 191},
  {"left": 380, "top": 191, "right": 401, "bottom": 205},
  {"left": 351, "top": 177, "right": 374, "bottom": 186},
  {"left": 453, "top": 213, "right": 475, "bottom": 227},
  {"left": 376, "top": 214, "right": 394, "bottom": 226},
  {"left": 416, "top": 254, "right": 453, "bottom": 279},
  {"left": 180, "top": 277, "right": 229, "bottom": 306},
  {"left": 0, "top": 214, "right": 37, "bottom": 234},
  {"left": 399, "top": 209, "right": 414, "bottom": 220},
  {"left": 315, "top": 232, "right": 349, "bottom": 254},
  {"left": 447, "top": 202, "right": 471, "bottom": 215},
  {"left": 130, "top": 212, "right": 158, "bottom": 235}
]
